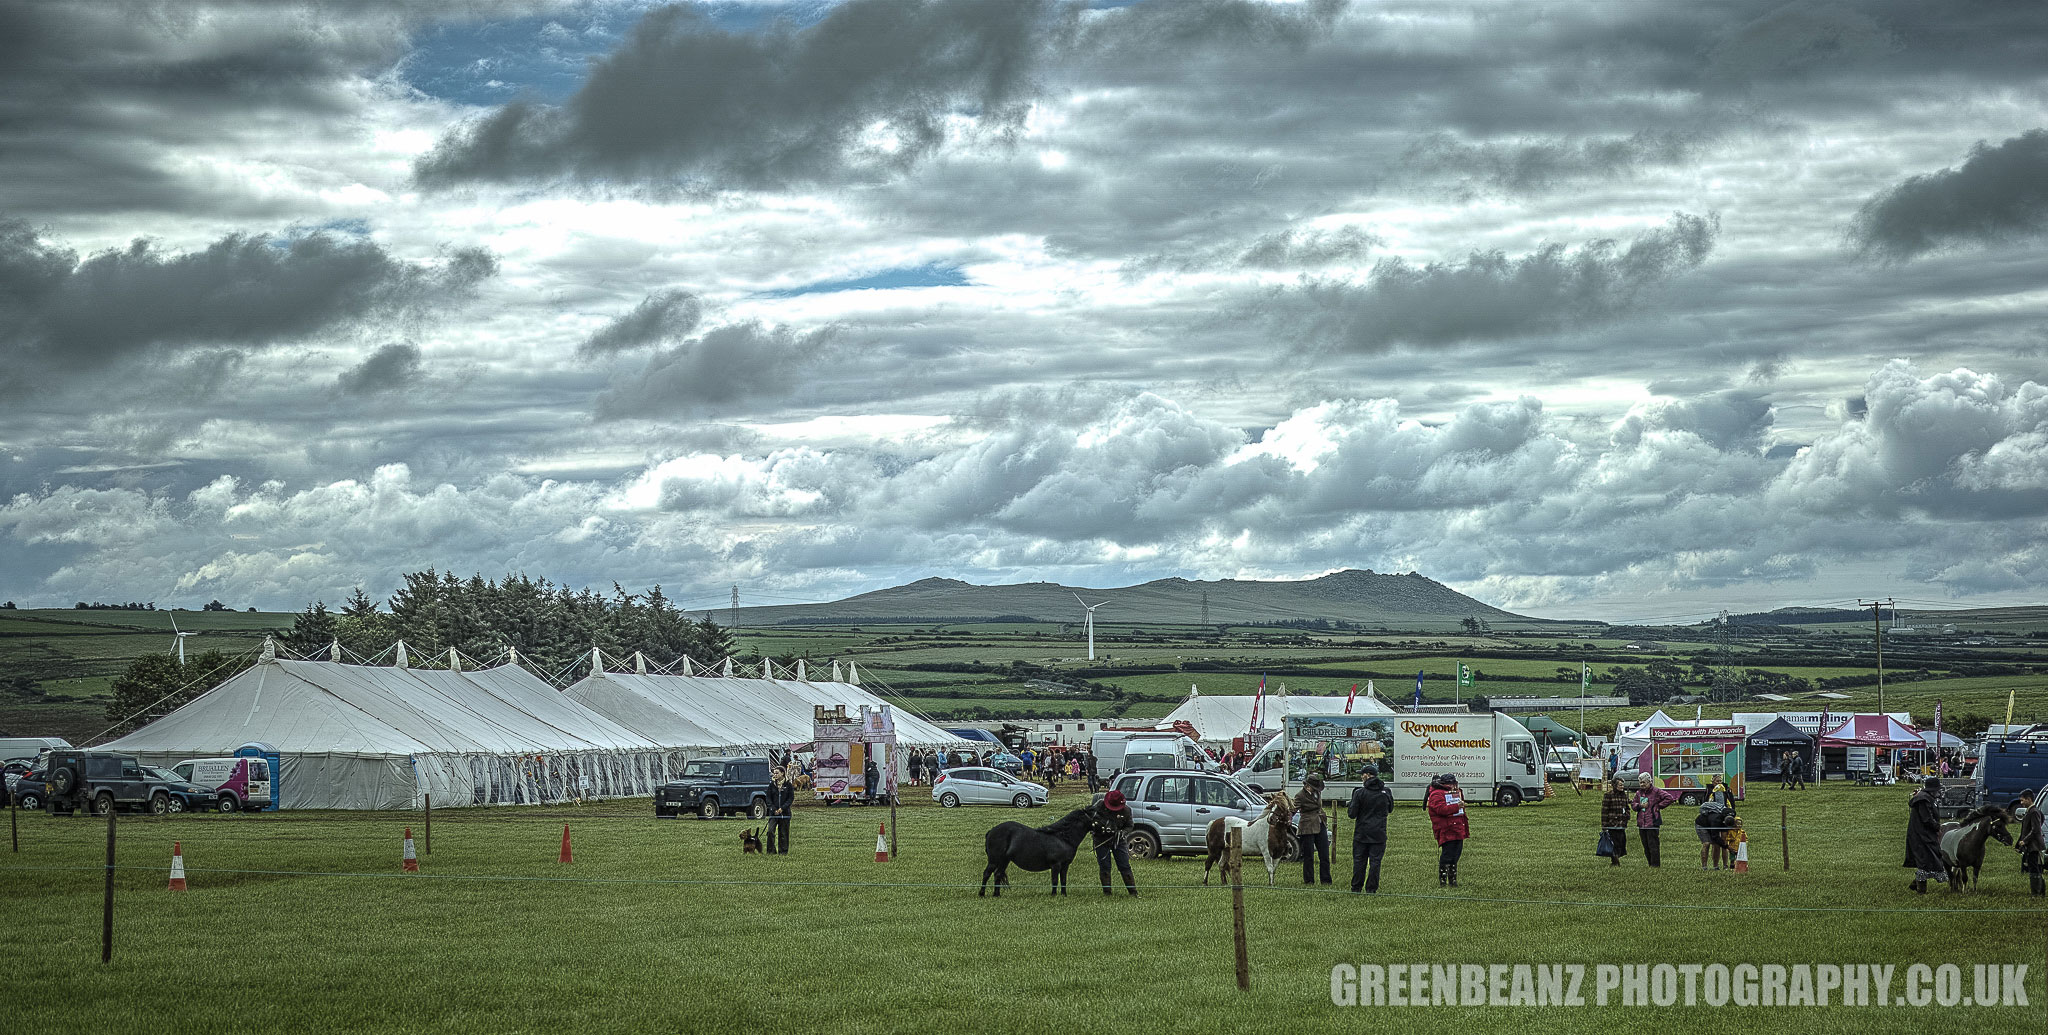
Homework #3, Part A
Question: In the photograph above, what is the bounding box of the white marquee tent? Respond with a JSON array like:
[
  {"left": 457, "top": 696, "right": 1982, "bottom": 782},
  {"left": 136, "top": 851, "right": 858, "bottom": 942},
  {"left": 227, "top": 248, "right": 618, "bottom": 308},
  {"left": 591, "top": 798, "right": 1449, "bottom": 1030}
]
[
  {"left": 562, "top": 670, "right": 973, "bottom": 757},
  {"left": 1159, "top": 686, "right": 1396, "bottom": 745},
  {"left": 105, "top": 651, "right": 677, "bottom": 809}
]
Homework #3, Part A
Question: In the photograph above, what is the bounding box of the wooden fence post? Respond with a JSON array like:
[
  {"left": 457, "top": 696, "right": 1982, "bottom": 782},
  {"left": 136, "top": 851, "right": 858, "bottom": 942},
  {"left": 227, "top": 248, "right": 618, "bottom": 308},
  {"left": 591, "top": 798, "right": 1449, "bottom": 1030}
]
[
  {"left": 1229, "top": 826, "right": 1249, "bottom": 992},
  {"left": 424, "top": 794, "right": 432, "bottom": 855},
  {"left": 1780, "top": 804, "right": 1790, "bottom": 871},
  {"left": 10, "top": 799, "right": 16, "bottom": 853},
  {"left": 101, "top": 807, "right": 116, "bottom": 963}
]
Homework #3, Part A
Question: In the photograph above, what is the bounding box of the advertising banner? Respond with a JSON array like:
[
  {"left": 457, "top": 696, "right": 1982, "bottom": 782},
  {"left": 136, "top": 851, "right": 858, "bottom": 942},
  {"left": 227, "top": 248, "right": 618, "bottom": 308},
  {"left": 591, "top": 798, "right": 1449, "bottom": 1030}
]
[
  {"left": 1284, "top": 715, "right": 1395, "bottom": 784},
  {"left": 1393, "top": 716, "right": 1496, "bottom": 787},
  {"left": 1648, "top": 725, "right": 1746, "bottom": 799}
]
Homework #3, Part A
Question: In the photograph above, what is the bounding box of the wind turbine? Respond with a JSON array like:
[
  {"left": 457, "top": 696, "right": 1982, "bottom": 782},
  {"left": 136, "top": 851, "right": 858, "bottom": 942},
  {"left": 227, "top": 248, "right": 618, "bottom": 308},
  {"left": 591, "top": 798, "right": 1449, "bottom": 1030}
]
[
  {"left": 169, "top": 613, "right": 197, "bottom": 666},
  {"left": 1072, "top": 593, "right": 1108, "bottom": 661}
]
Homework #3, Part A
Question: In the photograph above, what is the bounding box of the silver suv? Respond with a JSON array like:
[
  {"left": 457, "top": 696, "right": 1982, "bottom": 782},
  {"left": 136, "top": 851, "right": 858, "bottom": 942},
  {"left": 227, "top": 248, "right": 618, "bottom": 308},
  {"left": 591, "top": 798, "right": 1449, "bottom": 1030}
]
[{"left": 1104, "top": 769, "right": 1269, "bottom": 859}]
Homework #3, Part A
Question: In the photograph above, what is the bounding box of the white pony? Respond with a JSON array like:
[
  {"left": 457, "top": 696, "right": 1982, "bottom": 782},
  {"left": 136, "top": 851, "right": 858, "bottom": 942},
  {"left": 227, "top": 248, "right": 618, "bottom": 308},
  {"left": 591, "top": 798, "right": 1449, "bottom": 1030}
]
[{"left": 1203, "top": 792, "right": 1299, "bottom": 886}]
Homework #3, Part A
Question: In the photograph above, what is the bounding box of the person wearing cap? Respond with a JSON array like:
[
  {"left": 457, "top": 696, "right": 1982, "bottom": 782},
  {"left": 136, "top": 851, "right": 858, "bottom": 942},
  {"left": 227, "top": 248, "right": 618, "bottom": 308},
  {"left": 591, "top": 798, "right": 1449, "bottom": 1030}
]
[
  {"left": 1903, "top": 777, "right": 1948, "bottom": 893},
  {"left": 1426, "top": 773, "right": 1470, "bottom": 888},
  {"left": 1294, "top": 775, "right": 1331, "bottom": 885},
  {"left": 1091, "top": 789, "right": 1139, "bottom": 897},
  {"left": 2017, "top": 788, "right": 2045, "bottom": 897}
]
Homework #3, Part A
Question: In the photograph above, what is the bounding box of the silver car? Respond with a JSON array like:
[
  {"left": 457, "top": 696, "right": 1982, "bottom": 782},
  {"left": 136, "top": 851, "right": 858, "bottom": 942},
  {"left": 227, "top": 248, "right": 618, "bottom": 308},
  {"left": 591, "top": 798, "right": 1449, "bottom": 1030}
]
[
  {"left": 1106, "top": 769, "right": 1269, "bottom": 859},
  {"left": 932, "top": 766, "right": 1049, "bottom": 808}
]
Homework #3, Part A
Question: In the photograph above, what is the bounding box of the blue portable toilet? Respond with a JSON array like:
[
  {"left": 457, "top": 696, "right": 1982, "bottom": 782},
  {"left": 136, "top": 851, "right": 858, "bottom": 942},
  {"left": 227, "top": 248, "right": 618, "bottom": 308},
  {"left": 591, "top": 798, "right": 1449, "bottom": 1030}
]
[{"left": 234, "top": 741, "right": 282, "bottom": 811}]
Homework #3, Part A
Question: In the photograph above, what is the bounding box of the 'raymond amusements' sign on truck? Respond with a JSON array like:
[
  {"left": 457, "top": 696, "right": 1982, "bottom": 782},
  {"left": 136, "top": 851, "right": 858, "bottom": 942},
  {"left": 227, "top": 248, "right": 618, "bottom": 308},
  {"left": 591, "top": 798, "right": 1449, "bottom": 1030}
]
[{"left": 1231, "top": 712, "right": 1547, "bottom": 807}]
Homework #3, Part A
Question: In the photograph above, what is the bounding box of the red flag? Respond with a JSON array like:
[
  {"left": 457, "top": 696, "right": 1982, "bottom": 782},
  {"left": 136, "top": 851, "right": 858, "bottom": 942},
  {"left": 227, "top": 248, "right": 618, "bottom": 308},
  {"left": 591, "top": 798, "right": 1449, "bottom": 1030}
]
[
  {"left": 1344, "top": 683, "right": 1358, "bottom": 714},
  {"left": 1248, "top": 673, "right": 1266, "bottom": 737}
]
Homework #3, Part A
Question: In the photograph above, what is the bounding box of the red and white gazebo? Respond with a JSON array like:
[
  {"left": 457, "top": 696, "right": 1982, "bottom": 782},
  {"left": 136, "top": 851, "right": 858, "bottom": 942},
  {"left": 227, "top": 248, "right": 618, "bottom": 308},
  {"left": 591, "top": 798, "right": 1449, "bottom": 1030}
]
[{"left": 1817, "top": 714, "right": 1923, "bottom": 748}]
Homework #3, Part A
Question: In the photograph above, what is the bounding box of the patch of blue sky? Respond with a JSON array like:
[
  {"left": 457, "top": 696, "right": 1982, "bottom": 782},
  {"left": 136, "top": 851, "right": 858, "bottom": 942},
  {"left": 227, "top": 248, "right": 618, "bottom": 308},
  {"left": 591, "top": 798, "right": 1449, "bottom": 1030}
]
[
  {"left": 400, "top": 2, "right": 834, "bottom": 107},
  {"left": 764, "top": 263, "right": 971, "bottom": 298}
]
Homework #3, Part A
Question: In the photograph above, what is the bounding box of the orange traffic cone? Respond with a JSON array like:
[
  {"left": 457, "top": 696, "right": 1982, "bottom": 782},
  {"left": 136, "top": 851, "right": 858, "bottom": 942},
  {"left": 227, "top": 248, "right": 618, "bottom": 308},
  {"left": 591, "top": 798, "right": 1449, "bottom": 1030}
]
[
  {"left": 168, "top": 841, "right": 187, "bottom": 891},
  {"left": 402, "top": 827, "right": 419, "bottom": 872},
  {"left": 559, "top": 824, "right": 573, "bottom": 863},
  {"left": 1734, "top": 834, "right": 1750, "bottom": 874},
  {"left": 874, "top": 823, "right": 889, "bottom": 863}
]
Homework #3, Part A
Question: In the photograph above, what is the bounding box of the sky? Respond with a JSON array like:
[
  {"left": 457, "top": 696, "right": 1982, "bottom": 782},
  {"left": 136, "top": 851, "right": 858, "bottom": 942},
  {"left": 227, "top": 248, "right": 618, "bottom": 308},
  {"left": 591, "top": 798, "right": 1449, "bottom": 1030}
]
[{"left": 1, "top": 0, "right": 2046, "bottom": 625}]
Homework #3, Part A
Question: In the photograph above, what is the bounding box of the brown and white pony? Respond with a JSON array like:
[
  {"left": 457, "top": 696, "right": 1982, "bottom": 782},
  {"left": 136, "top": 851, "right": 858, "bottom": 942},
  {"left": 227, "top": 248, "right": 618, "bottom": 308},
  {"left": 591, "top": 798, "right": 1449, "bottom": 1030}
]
[{"left": 1203, "top": 792, "right": 1299, "bottom": 886}]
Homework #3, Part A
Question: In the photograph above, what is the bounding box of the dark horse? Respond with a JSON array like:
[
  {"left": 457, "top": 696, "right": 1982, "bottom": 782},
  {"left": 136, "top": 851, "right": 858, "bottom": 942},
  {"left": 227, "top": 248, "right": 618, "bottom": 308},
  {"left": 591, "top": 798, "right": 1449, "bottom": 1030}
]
[
  {"left": 1938, "top": 805, "right": 2014, "bottom": 893},
  {"left": 980, "top": 808, "right": 1095, "bottom": 897}
]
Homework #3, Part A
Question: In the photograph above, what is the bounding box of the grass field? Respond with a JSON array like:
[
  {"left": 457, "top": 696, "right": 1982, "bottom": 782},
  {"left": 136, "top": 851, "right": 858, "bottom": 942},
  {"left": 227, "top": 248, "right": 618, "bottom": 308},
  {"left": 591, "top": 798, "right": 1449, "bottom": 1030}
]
[{"left": 1, "top": 784, "right": 2040, "bottom": 1033}]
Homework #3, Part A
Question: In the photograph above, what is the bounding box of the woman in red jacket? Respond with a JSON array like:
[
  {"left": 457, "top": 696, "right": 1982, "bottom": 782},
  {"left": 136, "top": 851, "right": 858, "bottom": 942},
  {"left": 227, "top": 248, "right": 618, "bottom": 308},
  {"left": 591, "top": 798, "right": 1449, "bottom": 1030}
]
[{"left": 1426, "top": 773, "right": 1470, "bottom": 887}]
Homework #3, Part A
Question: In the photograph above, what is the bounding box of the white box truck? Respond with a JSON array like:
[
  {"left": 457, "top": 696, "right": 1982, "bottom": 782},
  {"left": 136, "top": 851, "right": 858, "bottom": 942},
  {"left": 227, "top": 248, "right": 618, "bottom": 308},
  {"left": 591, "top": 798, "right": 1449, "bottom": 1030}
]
[
  {"left": 1232, "top": 712, "right": 1547, "bottom": 807},
  {"left": 1090, "top": 731, "right": 1218, "bottom": 776}
]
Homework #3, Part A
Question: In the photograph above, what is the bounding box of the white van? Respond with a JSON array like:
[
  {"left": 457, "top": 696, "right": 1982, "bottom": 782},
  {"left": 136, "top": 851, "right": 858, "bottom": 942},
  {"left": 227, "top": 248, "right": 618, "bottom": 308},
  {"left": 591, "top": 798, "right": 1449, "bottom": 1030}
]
[
  {"left": 0, "top": 736, "right": 70, "bottom": 762},
  {"left": 172, "top": 756, "right": 274, "bottom": 812},
  {"left": 1233, "top": 712, "right": 1547, "bottom": 807},
  {"left": 1090, "top": 731, "right": 1218, "bottom": 776}
]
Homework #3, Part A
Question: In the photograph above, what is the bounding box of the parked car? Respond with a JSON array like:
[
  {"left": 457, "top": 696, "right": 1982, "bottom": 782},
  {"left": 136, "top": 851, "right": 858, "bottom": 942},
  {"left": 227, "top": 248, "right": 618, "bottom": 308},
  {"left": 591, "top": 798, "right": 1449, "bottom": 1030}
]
[
  {"left": 36, "top": 750, "right": 222, "bottom": 815},
  {"left": 656, "top": 756, "right": 774, "bottom": 819},
  {"left": 931, "top": 767, "right": 1047, "bottom": 808},
  {"left": 1101, "top": 769, "right": 1269, "bottom": 860},
  {"left": 4, "top": 758, "right": 35, "bottom": 802},
  {"left": 10, "top": 768, "right": 44, "bottom": 809}
]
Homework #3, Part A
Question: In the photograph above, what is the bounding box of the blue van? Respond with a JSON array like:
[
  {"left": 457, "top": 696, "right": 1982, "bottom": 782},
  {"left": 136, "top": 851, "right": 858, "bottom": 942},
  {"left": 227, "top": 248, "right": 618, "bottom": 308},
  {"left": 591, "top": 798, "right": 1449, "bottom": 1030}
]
[{"left": 1976, "top": 740, "right": 2048, "bottom": 805}]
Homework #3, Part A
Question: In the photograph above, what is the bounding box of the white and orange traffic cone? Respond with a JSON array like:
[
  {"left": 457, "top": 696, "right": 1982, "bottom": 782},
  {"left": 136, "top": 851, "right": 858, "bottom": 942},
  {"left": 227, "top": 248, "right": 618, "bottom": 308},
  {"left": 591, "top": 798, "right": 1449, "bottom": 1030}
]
[
  {"left": 559, "top": 824, "right": 572, "bottom": 864},
  {"left": 168, "top": 841, "right": 187, "bottom": 891},
  {"left": 1734, "top": 833, "right": 1750, "bottom": 874},
  {"left": 402, "top": 827, "right": 419, "bottom": 872},
  {"left": 874, "top": 823, "right": 889, "bottom": 863}
]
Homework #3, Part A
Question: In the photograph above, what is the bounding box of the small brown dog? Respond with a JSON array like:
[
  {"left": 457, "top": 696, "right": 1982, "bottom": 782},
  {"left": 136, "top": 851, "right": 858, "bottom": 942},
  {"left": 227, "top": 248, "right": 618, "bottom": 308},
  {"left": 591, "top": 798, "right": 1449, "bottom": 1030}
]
[{"left": 741, "top": 827, "right": 764, "bottom": 854}]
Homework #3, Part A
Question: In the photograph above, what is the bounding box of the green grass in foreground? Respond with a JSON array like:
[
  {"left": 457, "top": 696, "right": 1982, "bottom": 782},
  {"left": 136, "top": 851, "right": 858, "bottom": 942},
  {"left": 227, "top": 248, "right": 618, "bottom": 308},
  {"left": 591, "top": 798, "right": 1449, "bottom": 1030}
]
[{"left": 0, "top": 783, "right": 2041, "bottom": 1034}]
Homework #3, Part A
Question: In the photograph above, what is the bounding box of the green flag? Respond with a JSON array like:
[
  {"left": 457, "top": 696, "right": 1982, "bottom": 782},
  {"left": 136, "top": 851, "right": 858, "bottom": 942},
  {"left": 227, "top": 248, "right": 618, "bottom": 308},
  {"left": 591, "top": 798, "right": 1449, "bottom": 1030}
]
[
  {"left": 1580, "top": 663, "right": 1591, "bottom": 692},
  {"left": 1457, "top": 662, "right": 1473, "bottom": 688}
]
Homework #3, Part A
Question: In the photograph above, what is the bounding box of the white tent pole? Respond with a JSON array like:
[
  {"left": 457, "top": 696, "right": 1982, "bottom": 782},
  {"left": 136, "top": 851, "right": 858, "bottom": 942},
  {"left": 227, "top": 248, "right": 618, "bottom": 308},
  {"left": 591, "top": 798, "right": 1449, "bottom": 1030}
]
[
  {"left": 796, "top": 659, "right": 807, "bottom": 681},
  {"left": 591, "top": 646, "right": 603, "bottom": 678},
  {"left": 722, "top": 657, "right": 734, "bottom": 677},
  {"left": 634, "top": 651, "right": 647, "bottom": 675},
  {"left": 260, "top": 635, "right": 277, "bottom": 665},
  {"left": 848, "top": 661, "right": 861, "bottom": 686},
  {"left": 831, "top": 660, "right": 843, "bottom": 682},
  {"left": 681, "top": 656, "right": 694, "bottom": 676}
]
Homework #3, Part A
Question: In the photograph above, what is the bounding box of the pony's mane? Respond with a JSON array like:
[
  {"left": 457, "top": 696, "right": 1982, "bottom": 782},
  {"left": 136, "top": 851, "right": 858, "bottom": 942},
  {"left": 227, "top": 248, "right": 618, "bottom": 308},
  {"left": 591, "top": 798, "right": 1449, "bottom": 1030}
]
[{"left": 1961, "top": 804, "right": 2011, "bottom": 826}]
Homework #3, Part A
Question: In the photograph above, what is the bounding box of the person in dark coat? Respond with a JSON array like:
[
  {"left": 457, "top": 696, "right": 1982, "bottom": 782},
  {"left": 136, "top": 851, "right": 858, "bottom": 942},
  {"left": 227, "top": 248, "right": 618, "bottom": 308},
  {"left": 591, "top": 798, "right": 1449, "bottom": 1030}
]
[
  {"left": 1085, "top": 752, "right": 1100, "bottom": 794},
  {"left": 1426, "top": 773, "right": 1470, "bottom": 887},
  {"left": 1294, "top": 776, "right": 1331, "bottom": 884},
  {"left": 1903, "top": 777, "right": 1948, "bottom": 893},
  {"left": 863, "top": 755, "right": 882, "bottom": 805},
  {"left": 1347, "top": 773, "right": 1392, "bottom": 893},
  {"left": 765, "top": 767, "right": 795, "bottom": 854},
  {"left": 1599, "top": 777, "right": 1632, "bottom": 865},
  {"left": 1090, "top": 789, "right": 1138, "bottom": 896},
  {"left": 2017, "top": 788, "right": 2045, "bottom": 897}
]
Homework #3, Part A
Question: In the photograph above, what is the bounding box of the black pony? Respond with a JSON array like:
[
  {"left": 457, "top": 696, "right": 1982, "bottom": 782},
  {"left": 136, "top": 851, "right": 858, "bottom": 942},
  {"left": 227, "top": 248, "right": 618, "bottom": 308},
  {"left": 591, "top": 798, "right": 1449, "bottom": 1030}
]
[
  {"left": 980, "top": 808, "right": 1096, "bottom": 897},
  {"left": 1939, "top": 805, "right": 2014, "bottom": 893}
]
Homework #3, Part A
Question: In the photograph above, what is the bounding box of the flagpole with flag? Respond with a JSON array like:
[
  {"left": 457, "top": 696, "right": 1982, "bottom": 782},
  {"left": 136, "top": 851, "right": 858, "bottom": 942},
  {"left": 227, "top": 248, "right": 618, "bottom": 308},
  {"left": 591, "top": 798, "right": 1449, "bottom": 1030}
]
[
  {"left": 2006, "top": 689, "right": 2016, "bottom": 736},
  {"left": 1248, "top": 674, "right": 1266, "bottom": 740},
  {"left": 1344, "top": 683, "right": 1358, "bottom": 715},
  {"left": 1579, "top": 662, "right": 1591, "bottom": 737},
  {"left": 1412, "top": 670, "right": 1424, "bottom": 712}
]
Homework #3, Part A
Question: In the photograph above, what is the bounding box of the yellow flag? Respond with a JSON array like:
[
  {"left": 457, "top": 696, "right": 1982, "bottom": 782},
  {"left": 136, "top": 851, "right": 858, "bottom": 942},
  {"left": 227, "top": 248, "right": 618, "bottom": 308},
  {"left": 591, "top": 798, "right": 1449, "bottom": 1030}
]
[{"left": 2007, "top": 688, "right": 2017, "bottom": 732}]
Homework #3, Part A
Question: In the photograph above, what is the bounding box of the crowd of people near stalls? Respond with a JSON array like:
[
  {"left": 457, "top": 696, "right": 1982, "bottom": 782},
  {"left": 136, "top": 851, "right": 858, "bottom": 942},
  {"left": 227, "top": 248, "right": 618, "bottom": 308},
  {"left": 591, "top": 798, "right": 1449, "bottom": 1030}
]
[{"left": 901, "top": 746, "right": 1110, "bottom": 791}]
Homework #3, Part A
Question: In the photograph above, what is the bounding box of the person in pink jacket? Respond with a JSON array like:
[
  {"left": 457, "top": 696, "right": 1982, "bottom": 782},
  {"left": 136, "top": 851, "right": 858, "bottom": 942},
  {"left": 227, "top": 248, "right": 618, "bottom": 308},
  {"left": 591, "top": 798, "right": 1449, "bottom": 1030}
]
[
  {"left": 1426, "top": 774, "right": 1470, "bottom": 887},
  {"left": 1632, "top": 784, "right": 1684, "bottom": 868}
]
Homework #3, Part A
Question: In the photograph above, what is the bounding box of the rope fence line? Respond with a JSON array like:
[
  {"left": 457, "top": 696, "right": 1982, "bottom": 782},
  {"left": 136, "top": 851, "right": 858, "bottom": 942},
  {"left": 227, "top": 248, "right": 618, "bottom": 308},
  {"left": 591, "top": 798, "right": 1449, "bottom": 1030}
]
[{"left": 2, "top": 862, "right": 2042, "bottom": 915}]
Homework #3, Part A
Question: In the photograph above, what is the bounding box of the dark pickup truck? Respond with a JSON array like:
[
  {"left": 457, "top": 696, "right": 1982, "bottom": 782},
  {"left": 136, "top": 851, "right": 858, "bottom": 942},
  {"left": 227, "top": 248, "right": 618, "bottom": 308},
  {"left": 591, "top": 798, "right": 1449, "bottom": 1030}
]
[
  {"left": 656, "top": 756, "right": 774, "bottom": 820},
  {"left": 38, "top": 749, "right": 217, "bottom": 816}
]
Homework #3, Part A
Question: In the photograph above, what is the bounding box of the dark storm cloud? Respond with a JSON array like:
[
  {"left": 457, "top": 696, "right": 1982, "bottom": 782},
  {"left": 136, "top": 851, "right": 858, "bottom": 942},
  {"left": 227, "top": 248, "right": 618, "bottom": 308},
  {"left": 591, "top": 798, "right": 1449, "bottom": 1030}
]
[
  {"left": 416, "top": 0, "right": 1050, "bottom": 190},
  {"left": 336, "top": 343, "right": 424, "bottom": 395},
  {"left": 1276, "top": 213, "right": 1718, "bottom": 353},
  {"left": 578, "top": 289, "right": 704, "bottom": 357},
  {"left": 1850, "top": 129, "right": 2048, "bottom": 260},
  {"left": 0, "top": 218, "right": 495, "bottom": 370},
  {"left": 595, "top": 321, "right": 837, "bottom": 419}
]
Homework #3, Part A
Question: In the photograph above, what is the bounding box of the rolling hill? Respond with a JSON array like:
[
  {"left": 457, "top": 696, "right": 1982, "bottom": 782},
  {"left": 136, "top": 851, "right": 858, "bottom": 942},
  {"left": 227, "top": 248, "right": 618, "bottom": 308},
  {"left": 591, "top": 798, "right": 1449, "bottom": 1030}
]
[{"left": 720, "top": 569, "right": 1562, "bottom": 629}]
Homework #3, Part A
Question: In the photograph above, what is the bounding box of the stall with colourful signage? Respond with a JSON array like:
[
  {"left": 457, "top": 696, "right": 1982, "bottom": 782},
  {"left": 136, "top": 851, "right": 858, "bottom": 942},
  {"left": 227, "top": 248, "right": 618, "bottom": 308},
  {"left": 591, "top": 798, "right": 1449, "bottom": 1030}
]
[
  {"left": 1647, "top": 725, "right": 1746, "bottom": 800},
  {"left": 811, "top": 703, "right": 897, "bottom": 803}
]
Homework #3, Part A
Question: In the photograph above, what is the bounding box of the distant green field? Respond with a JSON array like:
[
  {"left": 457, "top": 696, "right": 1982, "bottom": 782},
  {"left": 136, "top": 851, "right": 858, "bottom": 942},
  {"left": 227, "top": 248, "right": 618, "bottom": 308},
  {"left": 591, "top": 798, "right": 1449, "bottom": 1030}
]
[{"left": 0, "top": 786, "right": 2035, "bottom": 1033}]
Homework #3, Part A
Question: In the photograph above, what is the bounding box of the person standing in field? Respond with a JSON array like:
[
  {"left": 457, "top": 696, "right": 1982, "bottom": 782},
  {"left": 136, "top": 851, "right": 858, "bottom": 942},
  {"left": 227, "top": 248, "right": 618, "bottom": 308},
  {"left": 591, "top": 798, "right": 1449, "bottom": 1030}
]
[
  {"left": 765, "top": 767, "right": 794, "bottom": 855},
  {"left": 1426, "top": 774, "right": 1470, "bottom": 888},
  {"left": 1091, "top": 789, "right": 1139, "bottom": 897},
  {"left": 1347, "top": 772, "right": 1392, "bottom": 893},
  {"left": 1599, "top": 777, "right": 1632, "bottom": 866},
  {"left": 2016, "top": 788, "right": 2045, "bottom": 897},
  {"left": 1633, "top": 783, "right": 1683, "bottom": 868},
  {"left": 1295, "top": 775, "right": 1331, "bottom": 885},
  {"left": 1904, "top": 777, "right": 1948, "bottom": 893}
]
